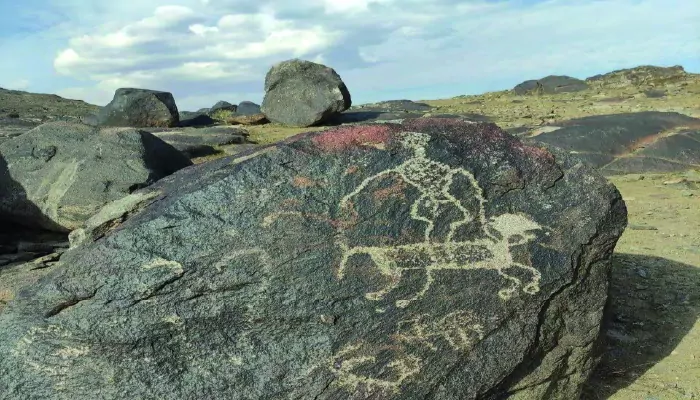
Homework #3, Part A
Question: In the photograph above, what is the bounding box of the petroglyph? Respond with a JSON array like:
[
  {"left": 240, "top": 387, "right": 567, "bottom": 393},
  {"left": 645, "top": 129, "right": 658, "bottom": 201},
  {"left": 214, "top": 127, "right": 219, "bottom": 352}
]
[
  {"left": 396, "top": 310, "right": 485, "bottom": 352},
  {"left": 329, "top": 310, "right": 486, "bottom": 395},
  {"left": 141, "top": 257, "right": 184, "bottom": 274},
  {"left": 330, "top": 342, "right": 421, "bottom": 395},
  {"left": 335, "top": 131, "right": 543, "bottom": 307}
]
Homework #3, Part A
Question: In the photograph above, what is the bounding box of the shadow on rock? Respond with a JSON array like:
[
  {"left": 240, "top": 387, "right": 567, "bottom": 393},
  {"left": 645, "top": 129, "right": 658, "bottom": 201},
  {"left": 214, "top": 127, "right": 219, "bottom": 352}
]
[
  {"left": 0, "top": 154, "right": 66, "bottom": 266},
  {"left": 584, "top": 253, "right": 700, "bottom": 399}
]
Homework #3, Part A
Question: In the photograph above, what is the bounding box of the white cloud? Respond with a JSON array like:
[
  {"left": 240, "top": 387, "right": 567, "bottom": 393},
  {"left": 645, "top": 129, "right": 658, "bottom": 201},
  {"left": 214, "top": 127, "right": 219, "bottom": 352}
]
[
  {"left": 1, "top": 79, "right": 31, "bottom": 90},
  {"left": 10, "top": 0, "right": 697, "bottom": 110},
  {"left": 320, "top": 0, "right": 392, "bottom": 14}
]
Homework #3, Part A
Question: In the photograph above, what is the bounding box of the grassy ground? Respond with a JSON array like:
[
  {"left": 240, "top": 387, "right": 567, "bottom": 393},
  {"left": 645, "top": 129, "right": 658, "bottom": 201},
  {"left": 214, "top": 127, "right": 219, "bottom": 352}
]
[
  {"left": 584, "top": 172, "right": 700, "bottom": 399},
  {"left": 235, "top": 69, "right": 700, "bottom": 148}
]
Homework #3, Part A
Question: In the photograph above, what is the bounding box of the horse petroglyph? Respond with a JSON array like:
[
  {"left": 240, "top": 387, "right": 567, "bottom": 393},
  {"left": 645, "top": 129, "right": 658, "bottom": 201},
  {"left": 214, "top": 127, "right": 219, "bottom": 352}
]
[
  {"left": 330, "top": 342, "right": 422, "bottom": 395},
  {"left": 336, "top": 131, "right": 543, "bottom": 307},
  {"left": 395, "top": 310, "right": 485, "bottom": 352}
]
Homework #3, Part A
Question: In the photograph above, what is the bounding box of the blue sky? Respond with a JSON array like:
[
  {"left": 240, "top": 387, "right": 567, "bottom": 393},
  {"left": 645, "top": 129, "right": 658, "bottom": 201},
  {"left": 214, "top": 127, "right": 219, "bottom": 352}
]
[{"left": 0, "top": 0, "right": 698, "bottom": 111}]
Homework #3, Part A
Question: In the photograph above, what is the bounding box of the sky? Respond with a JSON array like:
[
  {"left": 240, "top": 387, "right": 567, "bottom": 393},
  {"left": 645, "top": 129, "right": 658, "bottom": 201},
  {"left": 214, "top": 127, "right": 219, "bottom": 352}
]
[{"left": 0, "top": 0, "right": 698, "bottom": 111}]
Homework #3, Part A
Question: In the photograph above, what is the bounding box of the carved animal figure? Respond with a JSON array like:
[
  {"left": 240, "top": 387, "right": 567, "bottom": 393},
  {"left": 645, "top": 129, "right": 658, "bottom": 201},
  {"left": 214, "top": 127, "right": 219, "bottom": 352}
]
[{"left": 337, "top": 213, "right": 543, "bottom": 307}]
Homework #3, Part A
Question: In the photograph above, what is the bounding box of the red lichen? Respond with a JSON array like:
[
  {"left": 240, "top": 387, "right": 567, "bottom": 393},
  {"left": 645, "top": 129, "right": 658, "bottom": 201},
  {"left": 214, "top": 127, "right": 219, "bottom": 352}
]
[{"left": 312, "top": 125, "right": 395, "bottom": 152}]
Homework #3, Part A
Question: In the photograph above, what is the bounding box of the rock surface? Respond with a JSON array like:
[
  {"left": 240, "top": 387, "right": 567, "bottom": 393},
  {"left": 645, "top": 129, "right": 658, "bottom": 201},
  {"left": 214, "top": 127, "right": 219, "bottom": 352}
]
[
  {"left": 0, "top": 118, "right": 626, "bottom": 399},
  {"left": 261, "top": 59, "right": 352, "bottom": 127},
  {"left": 96, "top": 88, "right": 180, "bottom": 128},
  {"left": 152, "top": 127, "right": 250, "bottom": 158},
  {"left": 0, "top": 122, "right": 192, "bottom": 232},
  {"left": 523, "top": 111, "right": 700, "bottom": 175},
  {"left": 513, "top": 75, "right": 589, "bottom": 95}
]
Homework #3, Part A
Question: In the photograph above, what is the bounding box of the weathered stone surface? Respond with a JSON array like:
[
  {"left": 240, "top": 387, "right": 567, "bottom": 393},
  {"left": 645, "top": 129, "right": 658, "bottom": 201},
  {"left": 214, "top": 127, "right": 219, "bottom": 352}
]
[
  {"left": 0, "top": 118, "right": 626, "bottom": 399},
  {"left": 513, "top": 75, "right": 589, "bottom": 95},
  {"left": 96, "top": 88, "right": 180, "bottom": 128},
  {"left": 261, "top": 59, "right": 351, "bottom": 127},
  {"left": 0, "top": 122, "right": 192, "bottom": 232},
  {"left": 523, "top": 111, "right": 700, "bottom": 175}
]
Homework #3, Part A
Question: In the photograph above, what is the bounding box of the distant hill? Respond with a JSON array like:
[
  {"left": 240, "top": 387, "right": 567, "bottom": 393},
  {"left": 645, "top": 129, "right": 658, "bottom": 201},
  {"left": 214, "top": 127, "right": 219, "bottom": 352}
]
[{"left": 0, "top": 87, "right": 99, "bottom": 120}]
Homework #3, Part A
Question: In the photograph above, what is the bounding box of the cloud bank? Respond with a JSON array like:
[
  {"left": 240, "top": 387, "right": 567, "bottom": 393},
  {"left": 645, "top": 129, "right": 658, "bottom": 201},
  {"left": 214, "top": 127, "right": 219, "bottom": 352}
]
[{"left": 1, "top": 0, "right": 698, "bottom": 110}]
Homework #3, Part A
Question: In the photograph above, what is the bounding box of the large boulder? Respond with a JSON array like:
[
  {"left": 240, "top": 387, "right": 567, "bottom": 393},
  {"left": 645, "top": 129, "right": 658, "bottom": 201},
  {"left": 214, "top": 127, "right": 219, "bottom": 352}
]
[
  {"left": 261, "top": 59, "right": 351, "bottom": 127},
  {"left": 513, "top": 75, "right": 589, "bottom": 95},
  {"left": 96, "top": 88, "right": 180, "bottom": 128},
  {"left": 0, "top": 118, "right": 626, "bottom": 399},
  {"left": 0, "top": 121, "right": 192, "bottom": 232}
]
